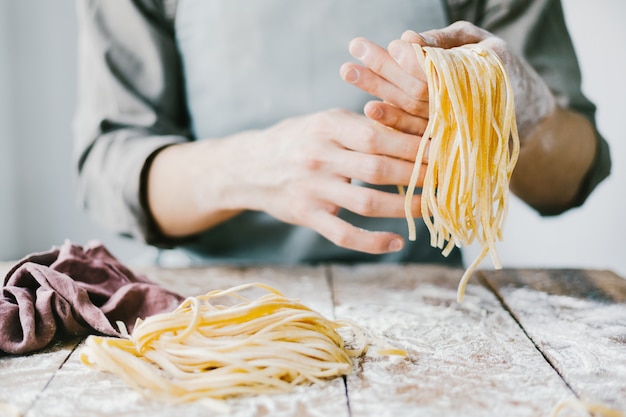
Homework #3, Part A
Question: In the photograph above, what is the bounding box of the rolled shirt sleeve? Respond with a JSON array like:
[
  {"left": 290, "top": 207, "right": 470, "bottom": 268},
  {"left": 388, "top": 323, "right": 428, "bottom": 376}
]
[{"left": 73, "top": 0, "right": 189, "bottom": 245}]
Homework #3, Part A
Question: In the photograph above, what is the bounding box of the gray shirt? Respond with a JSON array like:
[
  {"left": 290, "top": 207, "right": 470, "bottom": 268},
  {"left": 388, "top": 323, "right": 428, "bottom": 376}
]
[{"left": 73, "top": 0, "right": 610, "bottom": 264}]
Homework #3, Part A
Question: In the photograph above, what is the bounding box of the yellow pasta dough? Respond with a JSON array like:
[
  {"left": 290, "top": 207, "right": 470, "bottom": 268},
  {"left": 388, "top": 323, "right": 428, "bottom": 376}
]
[
  {"left": 404, "top": 44, "right": 520, "bottom": 302},
  {"left": 80, "top": 283, "right": 402, "bottom": 404}
]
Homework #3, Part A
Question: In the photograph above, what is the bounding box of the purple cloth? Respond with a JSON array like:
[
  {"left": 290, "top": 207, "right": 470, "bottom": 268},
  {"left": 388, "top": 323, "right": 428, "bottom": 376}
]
[{"left": 1, "top": 241, "right": 184, "bottom": 355}]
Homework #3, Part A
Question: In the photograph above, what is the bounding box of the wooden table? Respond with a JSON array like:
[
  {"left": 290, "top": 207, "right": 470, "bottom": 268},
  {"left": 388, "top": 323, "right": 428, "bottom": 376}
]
[{"left": 1, "top": 263, "right": 624, "bottom": 416}]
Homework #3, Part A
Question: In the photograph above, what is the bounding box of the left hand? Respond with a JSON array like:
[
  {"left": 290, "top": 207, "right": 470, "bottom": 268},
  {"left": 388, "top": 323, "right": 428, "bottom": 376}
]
[{"left": 340, "top": 21, "right": 555, "bottom": 139}]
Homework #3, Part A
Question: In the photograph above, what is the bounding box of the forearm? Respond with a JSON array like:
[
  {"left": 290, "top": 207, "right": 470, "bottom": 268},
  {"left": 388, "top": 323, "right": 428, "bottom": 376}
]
[
  {"left": 146, "top": 134, "right": 255, "bottom": 238},
  {"left": 507, "top": 50, "right": 597, "bottom": 214},
  {"left": 510, "top": 106, "right": 597, "bottom": 214}
]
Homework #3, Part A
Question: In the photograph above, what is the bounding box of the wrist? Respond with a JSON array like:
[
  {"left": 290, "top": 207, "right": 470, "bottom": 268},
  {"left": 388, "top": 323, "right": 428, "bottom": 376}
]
[{"left": 146, "top": 138, "right": 247, "bottom": 237}]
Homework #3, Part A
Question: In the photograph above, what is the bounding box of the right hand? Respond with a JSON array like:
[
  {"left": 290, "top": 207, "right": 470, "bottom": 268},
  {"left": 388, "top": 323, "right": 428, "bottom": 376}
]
[
  {"left": 233, "top": 109, "right": 427, "bottom": 254},
  {"left": 149, "top": 109, "right": 428, "bottom": 254}
]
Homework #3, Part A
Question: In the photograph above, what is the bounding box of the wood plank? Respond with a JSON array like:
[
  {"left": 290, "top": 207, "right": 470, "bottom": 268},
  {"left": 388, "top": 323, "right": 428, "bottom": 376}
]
[
  {"left": 25, "top": 265, "right": 350, "bottom": 417},
  {"left": 0, "top": 339, "right": 81, "bottom": 416},
  {"left": 480, "top": 268, "right": 626, "bottom": 412},
  {"left": 330, "top": 264, "right": 575, "bottom": 417},
  {"left": 0, "top": 263, "right": 81, "bottom": 416}
]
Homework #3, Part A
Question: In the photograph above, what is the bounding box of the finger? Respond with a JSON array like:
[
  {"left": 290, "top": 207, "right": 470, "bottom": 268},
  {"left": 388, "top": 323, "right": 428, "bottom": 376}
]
[
  {"left": 364, "top": 100, "right": 429, "bottom": 136},
  {"left": 387, "top": 39, "right": 425, "bottom": 83},
  {"left": 405, "top": 27, "right": 511, "bottom": 71},
  {"left": 328, "top": 149, "right": 426, "bottom": 187},
  {"left": 347, "top": 38, "right": 427, "bottom": 113},
  {"left": 309, "top": 210, "right": 405, "bottom": 254},
  {"left": 319, "top": 180, "right": 423, "bottom": 219},
  {"left": 349, "top": 37, "right": 416, "bottom": 89},
  {"left": 340, "top": 62, "right": 428, "bottom": 118},
  {"left": 401, "top": 30, "right": 425, "bottom": 44},
  {"left": 330, "top": 116, "right": 428, "bottom": 163},
  {"left": 403, "top": 21, "right": 491, "bottom": 49}
]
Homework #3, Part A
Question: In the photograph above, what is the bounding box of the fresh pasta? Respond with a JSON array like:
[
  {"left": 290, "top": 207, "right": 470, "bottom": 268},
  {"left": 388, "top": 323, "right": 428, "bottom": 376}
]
[
  {"left": 549, "top": 398, "right": 625, "bottom": 417},
  {"left": 80, "top": 283, "right": 403, "bottom": 404},
  {"left": 404, "top": 44, "right": 520, "bottom": 302}
]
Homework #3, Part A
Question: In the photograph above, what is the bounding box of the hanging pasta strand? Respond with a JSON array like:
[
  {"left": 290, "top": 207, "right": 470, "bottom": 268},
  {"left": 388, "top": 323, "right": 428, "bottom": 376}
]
[{"left": 406, "top": 44, "right": 520, "bottom": 302}]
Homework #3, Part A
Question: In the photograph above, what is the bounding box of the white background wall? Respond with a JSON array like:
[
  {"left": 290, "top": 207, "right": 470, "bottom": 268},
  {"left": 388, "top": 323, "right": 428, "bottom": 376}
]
[
  {"left": 0, "top": 0, "right": 18, "bottom": 260},
  {"left": 0, "top": 1, "right": 624, "bottom": 276},
  {"left": 0, "top": 0, "right": 146, "bottom": 263}
]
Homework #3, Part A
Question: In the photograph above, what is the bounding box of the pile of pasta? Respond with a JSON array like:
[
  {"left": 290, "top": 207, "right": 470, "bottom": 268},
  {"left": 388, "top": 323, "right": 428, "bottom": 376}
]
[
  {"left": 80, "top": 283, "right": 401, "bottom": 405},
  {"left": 403, "top": 43, "right": 520, "bottom": 302}
]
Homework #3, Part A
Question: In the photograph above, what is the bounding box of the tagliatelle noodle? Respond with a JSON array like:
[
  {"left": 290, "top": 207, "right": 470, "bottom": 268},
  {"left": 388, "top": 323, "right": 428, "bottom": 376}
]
[
  {"left": 549, "top": 398, "right": 625, "bottom": 417},
  {"left": 403, "top": 44, "right": 520, "bottom": 302},
  {"left": 80, "top": 283, "right": 404, "bottom": 405}
]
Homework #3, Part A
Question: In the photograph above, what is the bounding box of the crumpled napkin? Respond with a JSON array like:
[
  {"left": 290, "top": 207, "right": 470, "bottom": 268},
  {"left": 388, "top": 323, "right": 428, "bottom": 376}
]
[{"left": 0, "top": 240, "right": 183, "bottom": 355}]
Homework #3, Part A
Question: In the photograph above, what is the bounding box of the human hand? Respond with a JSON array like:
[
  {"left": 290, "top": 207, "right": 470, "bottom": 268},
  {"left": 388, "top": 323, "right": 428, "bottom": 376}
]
[
  {"left": 340, "top": 21, "right": 555, "bottom": 139},
  {"left": 233, "top": 109, "right": 428, "bottom": 254},
  {"left": 147, "top": 109, "right": 427, "bottom": 254}
]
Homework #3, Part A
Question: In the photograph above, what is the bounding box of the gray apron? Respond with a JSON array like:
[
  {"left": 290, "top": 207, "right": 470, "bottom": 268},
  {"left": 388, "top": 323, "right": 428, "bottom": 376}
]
[{"left": 173, "top": 0, "right": 461, "bottom": 266}]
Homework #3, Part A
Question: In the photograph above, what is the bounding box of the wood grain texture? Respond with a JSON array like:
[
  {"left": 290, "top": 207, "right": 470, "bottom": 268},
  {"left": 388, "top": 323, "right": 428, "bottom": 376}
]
[
  {"left": 330, "top": 264, "right": 575, "bottom": 417},
  {"left": 480, "top": 268, "right": 626, "bottom": 412},
  {"left": 23, "top": 264, "right": 350, "bottom": 417},
  {"left": 0, "top": 338, "right": 81, "bottom": 416},
  {"left": 2, "top": 261, "right": 625, "bottom": 416}
]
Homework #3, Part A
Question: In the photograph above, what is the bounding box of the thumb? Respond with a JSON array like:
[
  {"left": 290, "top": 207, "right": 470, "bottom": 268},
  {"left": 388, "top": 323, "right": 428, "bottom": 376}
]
[{"left": 401, "top": 21, "right": 491, "bottom": 49}]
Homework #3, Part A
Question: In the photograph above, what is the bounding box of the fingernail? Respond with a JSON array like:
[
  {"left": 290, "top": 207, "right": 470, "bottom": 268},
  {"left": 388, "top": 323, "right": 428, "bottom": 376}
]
[
  {"left": 344, "top": 67, "right": 360, "bottom": 83},
  {"left": 389, "top": 238, "right": 404, "bottom": 252},
  {"left": 369, "top": 105, "right": 383, "bottom": 119},
  {"left": 350, "top": 41, "right": 367, "bottom": 60},
  {"left": 389, "top": 43, "right": 402, "bottom": 62}
]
